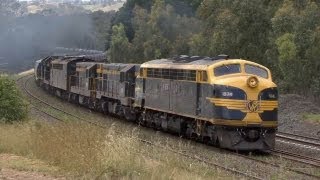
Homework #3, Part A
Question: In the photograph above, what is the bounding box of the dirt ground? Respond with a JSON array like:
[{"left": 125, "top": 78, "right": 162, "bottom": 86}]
[
  {"left": 0, "top": 168, "right": 58, "bottom": 180},
  {"left": 278, "top": 94, "right": 320, "bottom": 137}
]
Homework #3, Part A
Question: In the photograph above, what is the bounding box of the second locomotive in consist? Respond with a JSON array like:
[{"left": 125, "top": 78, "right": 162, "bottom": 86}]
[{"left": 35, "top": 55, "right": 278, "bottom": 150}]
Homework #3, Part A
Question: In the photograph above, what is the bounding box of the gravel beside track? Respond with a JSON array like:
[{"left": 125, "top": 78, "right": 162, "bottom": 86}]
[
  {"left": 17, "top": 74, "right": 320, "bottom": 179},
  {"left": 279, "top": 94, "right": 320, "bottom": 138}
]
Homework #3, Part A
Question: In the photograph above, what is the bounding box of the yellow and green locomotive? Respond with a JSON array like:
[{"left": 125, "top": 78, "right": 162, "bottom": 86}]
[{"left": 35, "top": 55, "right": 278, "bottom": 150}]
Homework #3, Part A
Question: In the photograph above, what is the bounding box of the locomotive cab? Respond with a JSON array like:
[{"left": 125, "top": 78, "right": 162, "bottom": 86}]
[{"left": 206, "top": 60, "right": 278, "bottom": 150}]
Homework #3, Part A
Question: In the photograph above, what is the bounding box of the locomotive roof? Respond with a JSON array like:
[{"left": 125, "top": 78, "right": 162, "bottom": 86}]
[
  {"left": 144, "top": 58, "right": 223, "bottom": 65},
  {"left": 100, "top": 63, "right": 140, "bottom": 71},
  {"left": 77, "top": 62, "right": 97, "bottom": 66},
  {"left": 51, "top": 57, "right": 82, "bottom": 64},
  {"left": 141, "top": 56, "right": 226, "bottom": 70},
  {"left": 51, "top": 58, "right": 68, "bottom": 64},
  {"left": 51, "top": 56, "right": 95, "bottom": 65},
  {"left": 76, "top": 62, "right": 97, "bottom": 69}
]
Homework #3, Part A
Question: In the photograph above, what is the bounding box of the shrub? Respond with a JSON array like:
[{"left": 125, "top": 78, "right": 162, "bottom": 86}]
[{"left": 0, "top": 75, "right": 28, "bottom": 123}]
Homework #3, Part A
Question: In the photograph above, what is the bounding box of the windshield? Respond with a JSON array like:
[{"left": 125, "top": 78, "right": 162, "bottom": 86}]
[
  {"left": 214, "top": 64, "right": 241, "bottom": 77},
  {"left": 245, "top": 64, "right": 268, "bottom": 79}
]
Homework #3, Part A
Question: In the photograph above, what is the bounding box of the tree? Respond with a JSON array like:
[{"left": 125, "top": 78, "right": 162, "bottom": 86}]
[
  {"left": 271, "top": 0, "right": 297, "bottom": 36},
  {"left": 112, "top": 0, "right": 154, "bottom": 42},
  {"left": 0, "top": 75, "right": 28, "bottom": 123},
  {"left": 108, "top": 24, "right": 132, "bottom": 63},
  {"left": 107, "top": 0, "right": 320, "bottom": 99},
  {"left": 91, "top": 11, "right": 116, "bottom": 51},
  {"left": 306, "top": 27, "right": 320, "bottom": 95},
  {"left": 131, "top": 5, "right": 151, "bottom": 61},
  {"left": 189, "top": 33, "right": 210, "bottom": 56},
  {"left": 275, "top": 33, "right": 306, "bottom": 92},
  {"left": 110, "top": 0, "right": 203, "bottom": 62}
]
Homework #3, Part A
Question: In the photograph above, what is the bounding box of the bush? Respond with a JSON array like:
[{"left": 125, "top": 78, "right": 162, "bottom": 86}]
[
  {"left": 311, "top": 78, "right": 320, "bottom": 95},
  {"left": 0, "top": 75, "right": 28, "bottom": 123}
]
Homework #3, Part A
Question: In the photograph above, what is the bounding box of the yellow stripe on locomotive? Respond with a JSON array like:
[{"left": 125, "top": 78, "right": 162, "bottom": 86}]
[{"left": 207, "top": 60, "right": 278, "bottom": 127}]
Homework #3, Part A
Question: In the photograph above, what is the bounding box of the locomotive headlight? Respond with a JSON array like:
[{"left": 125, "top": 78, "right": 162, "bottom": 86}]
[{"left": 247, "top": 76, "right": 259, "bottom": 88}]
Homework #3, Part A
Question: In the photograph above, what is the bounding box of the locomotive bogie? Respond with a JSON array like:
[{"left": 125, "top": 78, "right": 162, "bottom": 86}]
[{"left": 215, "top": 127, "right": 276, "bottom": 150}]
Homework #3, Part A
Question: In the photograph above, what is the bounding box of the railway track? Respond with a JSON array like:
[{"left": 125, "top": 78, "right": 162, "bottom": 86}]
[
  {"left": 276, "top": 132, "right": 320, "bottom": 151},
  {"left": 277, "top": 131, "right": 320, "bottom": 142},
  {"left": 18, "top": 74, "right": 320, "bottom": 179},
  {"left": 270, "top": 149, "right": 320, "bottom": 168},
  {"left": 274, "top": 131, "right": 320, "bottom": 170}
]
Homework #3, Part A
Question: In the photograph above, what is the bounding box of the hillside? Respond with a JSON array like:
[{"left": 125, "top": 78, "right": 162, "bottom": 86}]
[
  {"left": 24, "top": 2, "right": 124, "bottom": 15},
  {"left": 108, "top": 0, "right": 320, "bottom": 100}
]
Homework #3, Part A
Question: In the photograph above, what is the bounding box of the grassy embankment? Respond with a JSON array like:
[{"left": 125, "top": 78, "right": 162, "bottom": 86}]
[{"left": 0, "top": 119, "right": 231, "bottom": 179}]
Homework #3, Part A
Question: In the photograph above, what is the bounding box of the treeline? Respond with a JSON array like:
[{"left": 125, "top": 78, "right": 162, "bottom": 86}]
[
  {"left": 107, "top": 0, "right": 320, "bottom": 98},
  {"left": 109, "top": 0, "right": 202, "bottom": 63}
]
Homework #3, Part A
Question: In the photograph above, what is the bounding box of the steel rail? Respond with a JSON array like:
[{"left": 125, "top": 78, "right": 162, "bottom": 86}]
[
  {"left": 277, "top": 132, "right": 320, "bottom": 142},
  {"left": 276, "top": 134, "right": 320, "bottom": 148},
  {"left": 235, "top": 151, "right": 320, "bottom": 178},
  {"left": 270, "top": 149, "right": 320, "bottom": 168}
]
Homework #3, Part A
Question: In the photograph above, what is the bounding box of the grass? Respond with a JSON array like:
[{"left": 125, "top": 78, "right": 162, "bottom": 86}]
[
  {"left": 303, "top": 113, "right": 320, "bottom": 123},
  {"left": 0, "top": 154, "right": 59, "bottom": 175},
  {"left": 0, "top": 120, "right": 229, "bottom": 179},
  {"left": 41, "top": 106, "right": 78, "bottom": 121}
]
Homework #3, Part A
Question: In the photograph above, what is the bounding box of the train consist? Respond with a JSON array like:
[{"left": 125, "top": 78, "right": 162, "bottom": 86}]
[{"left": 34, "top": 55, "right": 278, "bottom": 150}]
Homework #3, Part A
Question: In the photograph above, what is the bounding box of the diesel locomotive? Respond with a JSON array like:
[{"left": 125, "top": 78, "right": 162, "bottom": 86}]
[{"left": 35, "top": 55, "right": 278, "bottom": 150}]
